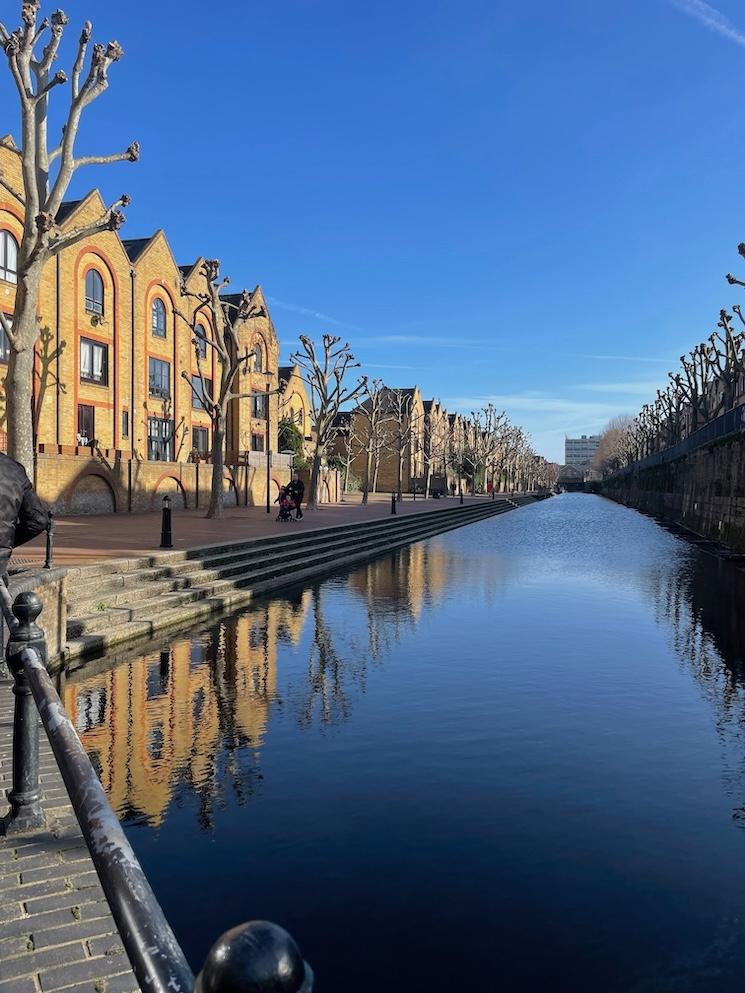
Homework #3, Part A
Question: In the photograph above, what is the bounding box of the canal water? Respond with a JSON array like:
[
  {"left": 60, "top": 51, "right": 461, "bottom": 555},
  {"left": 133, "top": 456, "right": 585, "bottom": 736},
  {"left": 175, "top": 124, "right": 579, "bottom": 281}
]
[{"left": 66, "top": 494, "right": 745, "bottom": 992}]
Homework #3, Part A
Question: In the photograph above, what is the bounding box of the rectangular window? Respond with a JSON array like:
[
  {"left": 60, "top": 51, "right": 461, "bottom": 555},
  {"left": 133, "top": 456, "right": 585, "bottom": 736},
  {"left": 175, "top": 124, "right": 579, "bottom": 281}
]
[
  {"left": 148, "top": 357, "right": 170, "bottom": 400},
  {"left": 251, "top": 433, "right": 265, "bottom": 452},
  {"left": 192, "top": 376, "right": 213, "bottom": 410},
  {"left": 252, "top": 393, "right": 267, "bottom": 418},
  {"left": 0, "top": 321, "right": 9, "bottom": 363},
  {"left": 147, "top": 416, "right": 174, "bottom": 461},
  {"left": 121, "top": 410, "right": 129, "bottom": 439},
  {"left": 77, "top": 404, "right": 94, "bottom": 444},
  {"left": 80, "top": 337, "right": 108, "bottom": 386},
  {"left": 192, "top": 427, "right": 209, "bottom": 454}
]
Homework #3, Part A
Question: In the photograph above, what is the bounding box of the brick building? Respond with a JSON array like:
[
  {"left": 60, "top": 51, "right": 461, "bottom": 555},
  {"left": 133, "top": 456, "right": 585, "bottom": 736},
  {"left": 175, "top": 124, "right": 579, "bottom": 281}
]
[{"left": 0, "top": 135, "right": 291, "bottom": 513}]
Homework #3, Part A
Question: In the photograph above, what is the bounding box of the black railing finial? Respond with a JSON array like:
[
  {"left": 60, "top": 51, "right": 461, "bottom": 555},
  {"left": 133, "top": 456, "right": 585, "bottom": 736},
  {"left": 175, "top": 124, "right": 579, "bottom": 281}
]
[
  {"left": 195, "top": 921, "right": 313, "bottom": 993},
  {"left": 1, "top": 590, "right": 46, "bottom": 836}
]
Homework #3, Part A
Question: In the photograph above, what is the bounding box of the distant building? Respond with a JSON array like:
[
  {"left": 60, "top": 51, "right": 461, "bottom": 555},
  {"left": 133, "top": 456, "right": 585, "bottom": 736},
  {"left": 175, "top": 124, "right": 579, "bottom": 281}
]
[{"left": 565, "top": 434, "right": 600, "bottom": 467}]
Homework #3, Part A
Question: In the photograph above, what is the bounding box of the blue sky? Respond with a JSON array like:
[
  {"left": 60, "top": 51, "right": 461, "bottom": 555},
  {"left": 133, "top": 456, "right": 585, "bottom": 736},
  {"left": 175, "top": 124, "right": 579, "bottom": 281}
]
[{"left": 3, "top": 0, "right": 745, "bottom": 461}]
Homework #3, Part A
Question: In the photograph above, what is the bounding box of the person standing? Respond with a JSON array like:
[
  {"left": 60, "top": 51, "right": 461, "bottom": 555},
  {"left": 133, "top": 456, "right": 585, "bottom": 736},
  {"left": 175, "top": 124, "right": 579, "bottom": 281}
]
[
  {"left": 0, "top": 453, "right": 49, "bottom": 578},
  {"left": 290, "top": 473, "right": 305, "bottom": 520}
]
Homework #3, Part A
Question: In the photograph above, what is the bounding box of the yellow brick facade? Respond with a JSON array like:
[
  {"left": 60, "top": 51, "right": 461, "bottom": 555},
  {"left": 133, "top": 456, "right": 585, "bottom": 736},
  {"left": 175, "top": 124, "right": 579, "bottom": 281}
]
[{"left": 0, "top": 137, "right": 293, "bottom": 513}]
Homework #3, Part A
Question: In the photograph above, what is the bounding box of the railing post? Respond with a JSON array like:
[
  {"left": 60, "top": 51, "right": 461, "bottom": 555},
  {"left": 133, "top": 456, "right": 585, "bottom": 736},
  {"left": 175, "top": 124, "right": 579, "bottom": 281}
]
[
  {"left": 196, "top": 921, "right": 313, "bottom": 993},
  {"left": 391, "top": 492, "right": 396, "bottom": 515},
  {"left": 160, "top": 494, "right": 173, "bottom": 549},
  {"left": 43, "top": 511, "right": 55, "bottom": 570},
  {"left": 1, "top": 592, "right": 46, "bottom": 836}
]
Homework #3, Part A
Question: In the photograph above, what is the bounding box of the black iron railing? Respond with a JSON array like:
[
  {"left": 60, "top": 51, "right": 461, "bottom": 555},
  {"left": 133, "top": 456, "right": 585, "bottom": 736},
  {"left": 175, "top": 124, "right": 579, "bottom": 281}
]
[
  {"left": 612, "top": 401, "right": 745, "bottom": 477},
  {"left": 0, "top": 592, "right": 313, "bottom": 993}
]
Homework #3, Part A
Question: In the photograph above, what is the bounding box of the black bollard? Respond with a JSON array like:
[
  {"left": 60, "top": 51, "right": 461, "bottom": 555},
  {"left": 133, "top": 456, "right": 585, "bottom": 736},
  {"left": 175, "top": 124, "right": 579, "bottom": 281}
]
[
  {"left": 43, "top": 511, "right": 55, "bottom": 570},
  {"left": 195, "top": 921, "right": 313, "bottom": 993},
  {"left": 159, "top": 495, "right": 173, "bottom": 549},
  {"left": 391, "top": 492, "right": 397, "bottom": 515},
  {"left": 1, "top": 592, "right": 46, "bottom": 836}
]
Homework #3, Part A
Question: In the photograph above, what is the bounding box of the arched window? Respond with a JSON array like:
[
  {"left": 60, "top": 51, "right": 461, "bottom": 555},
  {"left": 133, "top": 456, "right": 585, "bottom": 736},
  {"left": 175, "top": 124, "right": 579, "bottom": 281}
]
[
  {"left": 195, "top": 323, "right": 208, "bottom": 359},
  {"left": 0, "top": 231, "right": 18, "bottom": 284},
  {"left": 252, "top": 342, "right": 263, "bottom": 373},
  {"left": 85, "top": 269, "right": 104, "bottom": 316},
  {"left": 151, "top": 298, "right": 167, "bottom": 338}
]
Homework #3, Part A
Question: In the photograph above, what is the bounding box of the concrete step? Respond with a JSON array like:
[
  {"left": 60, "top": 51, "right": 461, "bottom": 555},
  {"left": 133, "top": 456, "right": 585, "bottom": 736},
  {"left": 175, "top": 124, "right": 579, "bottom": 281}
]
[
  {"left": 67, "top": 504, "right": 505, "bottom": 636},
  {"left": 70, "top": 502, "right": 509, "bottom": 608},
  {"left": 63, "top": 500, "right": 515, "bottom": 660},
  {"left": 64, "top": 499, "right": 513, "bottom": 662}
]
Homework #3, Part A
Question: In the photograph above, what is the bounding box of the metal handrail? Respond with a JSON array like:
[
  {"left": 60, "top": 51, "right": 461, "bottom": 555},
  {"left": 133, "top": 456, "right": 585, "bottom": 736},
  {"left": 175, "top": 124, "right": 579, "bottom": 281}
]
[
  {"left": 1, "top": 592, "right": 313, "bottom": 993},
  {"left": 611, "top": 400, "right": 745, "bottom": 477}
]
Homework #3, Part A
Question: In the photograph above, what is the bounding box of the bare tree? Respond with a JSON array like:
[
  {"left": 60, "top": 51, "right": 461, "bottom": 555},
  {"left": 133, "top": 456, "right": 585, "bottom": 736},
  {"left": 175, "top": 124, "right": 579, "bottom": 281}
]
[
  {"left": 290, "top": 335, "right": 367, "bottom": 509},
  {"left": 422, "top": 401, "right": 449, "bottom": 497},
  {"left": 384, "top": 389, "right": 423, "bottom": 500},
  {"left": 0, "top": 2, "right": 139, "bottom": 472},
  {"left": 593, "top": 415, "right": 634, "bottom": 476},
  {"left": 357, "top": 379, "right": 393, "bottom": 504},
  {"left": 175, "top": 260, "right": 278, "bottom": 519}
]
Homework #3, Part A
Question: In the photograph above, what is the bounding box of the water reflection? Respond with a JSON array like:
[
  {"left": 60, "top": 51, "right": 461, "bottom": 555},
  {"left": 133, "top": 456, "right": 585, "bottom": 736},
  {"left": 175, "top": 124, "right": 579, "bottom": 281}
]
[{"left": 64, "top": 541, "right": 458, "bottom": 826}]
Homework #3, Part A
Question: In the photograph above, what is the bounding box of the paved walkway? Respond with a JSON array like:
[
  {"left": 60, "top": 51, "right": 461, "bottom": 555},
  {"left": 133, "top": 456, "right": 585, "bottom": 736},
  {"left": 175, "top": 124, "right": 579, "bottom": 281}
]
[
  {"left": 0, "top": 677, "right": 139, "bottom": 993},
  {"left": 12, "top": 493, "right": 481, "bottom": 568}
]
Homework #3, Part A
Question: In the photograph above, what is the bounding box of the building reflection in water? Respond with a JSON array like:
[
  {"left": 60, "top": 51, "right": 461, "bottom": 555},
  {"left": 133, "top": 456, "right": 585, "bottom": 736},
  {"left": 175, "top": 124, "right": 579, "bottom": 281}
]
[{"left": 64, "top": 541, "right": 459, "bottom": 827}]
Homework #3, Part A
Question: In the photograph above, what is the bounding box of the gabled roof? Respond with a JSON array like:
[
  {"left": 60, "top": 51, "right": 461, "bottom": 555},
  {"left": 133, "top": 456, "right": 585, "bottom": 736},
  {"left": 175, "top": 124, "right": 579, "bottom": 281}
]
[
  {"left": 121, "top": 237, "right": 153, "bottom": 263},
  {"left": 279, "top": 365, "right": 295, "bottom": 380},
  {"left": 55, "top": 200, "right": 83, "bottom": 224}
]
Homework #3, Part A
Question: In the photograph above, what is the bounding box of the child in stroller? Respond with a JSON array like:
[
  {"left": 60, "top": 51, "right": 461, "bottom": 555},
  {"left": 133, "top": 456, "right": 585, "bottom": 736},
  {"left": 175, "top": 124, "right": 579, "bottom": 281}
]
[{"left": 275, "top": 485, "right": 297, "bottom": 522}]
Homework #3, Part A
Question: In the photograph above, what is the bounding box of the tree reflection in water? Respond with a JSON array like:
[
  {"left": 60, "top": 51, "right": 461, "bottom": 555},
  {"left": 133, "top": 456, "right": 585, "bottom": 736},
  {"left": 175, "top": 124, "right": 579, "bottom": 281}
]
[{"left": 64, "top": 540, "right": 458, "bottom": 827}]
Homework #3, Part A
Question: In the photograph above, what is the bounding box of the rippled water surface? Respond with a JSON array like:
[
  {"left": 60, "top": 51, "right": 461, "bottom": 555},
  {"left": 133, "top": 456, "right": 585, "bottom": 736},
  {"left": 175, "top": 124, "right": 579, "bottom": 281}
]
[{"left": 67, "top": 494, "right": 745, "bottom": 992}]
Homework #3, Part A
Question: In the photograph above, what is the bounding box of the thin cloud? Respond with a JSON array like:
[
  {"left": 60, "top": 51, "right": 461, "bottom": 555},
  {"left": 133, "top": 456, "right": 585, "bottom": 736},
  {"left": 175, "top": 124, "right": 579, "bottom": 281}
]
[
  {"left": 581, "top": 353, "right": 673, "bottom": 364},
  {"left": 267, "top": 296, "right": 365, "bottom": 333},
  {"left": 574, "top": 381, "right": 666, "bottom": 395},
  {"left": 667, "top": 0, "right": 745, "bottom": 49},
  {"left": 357, "top": 334, "right": 492, "bottom": 348}
]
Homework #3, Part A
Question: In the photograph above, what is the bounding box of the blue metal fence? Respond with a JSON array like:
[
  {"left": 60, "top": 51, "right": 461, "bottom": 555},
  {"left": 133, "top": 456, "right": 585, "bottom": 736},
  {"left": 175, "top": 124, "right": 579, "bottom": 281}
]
[{"left": 613, "top": 401, "right": 745, "bottom": 477}]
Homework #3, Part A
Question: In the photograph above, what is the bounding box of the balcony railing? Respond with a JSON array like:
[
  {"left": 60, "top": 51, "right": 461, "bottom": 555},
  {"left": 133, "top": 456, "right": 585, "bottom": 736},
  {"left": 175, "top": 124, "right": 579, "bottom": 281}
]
[{"left": 0, "top": 592, "right": 313, "bottom": 993}]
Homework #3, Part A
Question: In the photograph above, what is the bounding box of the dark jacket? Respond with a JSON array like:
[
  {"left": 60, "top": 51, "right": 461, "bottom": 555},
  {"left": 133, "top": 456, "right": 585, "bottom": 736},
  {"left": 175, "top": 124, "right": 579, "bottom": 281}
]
[
  {"left": 0, "top": 453, "right": 48, "bottom": 574},
  {"left": 290, "top": 478, "right": 305, "bottom": 504}
]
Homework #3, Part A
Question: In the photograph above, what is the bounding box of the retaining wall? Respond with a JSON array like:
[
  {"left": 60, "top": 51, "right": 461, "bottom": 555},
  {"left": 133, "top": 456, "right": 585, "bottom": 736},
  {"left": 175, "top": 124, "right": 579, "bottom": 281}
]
[{"left": 602, "top": 432, "right": 745, "bottom": 549}]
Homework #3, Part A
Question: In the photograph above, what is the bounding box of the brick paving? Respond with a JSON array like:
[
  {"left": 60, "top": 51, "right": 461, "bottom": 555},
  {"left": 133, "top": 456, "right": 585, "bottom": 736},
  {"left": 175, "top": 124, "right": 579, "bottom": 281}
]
[
  {"left": 14, "top": 492, "right": 480, "bottom": 567},
  {"left": 0, "top": 677, "right": 139, "bottom": 993}
]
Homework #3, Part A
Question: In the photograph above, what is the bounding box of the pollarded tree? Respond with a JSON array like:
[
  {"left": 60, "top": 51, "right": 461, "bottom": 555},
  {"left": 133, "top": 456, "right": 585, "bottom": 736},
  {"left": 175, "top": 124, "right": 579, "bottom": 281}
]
[
  {"left": 0, "top": 2, "right": 139, "bottom": 473},
  {"left": 358, "top": 378, "right": 393, "bottom": 504},
  {"left": 175, "top": 260, "right": 278, "bottom": 520},
  {"left": 290, "top": 335, "right": 367, "bottom": 509}
]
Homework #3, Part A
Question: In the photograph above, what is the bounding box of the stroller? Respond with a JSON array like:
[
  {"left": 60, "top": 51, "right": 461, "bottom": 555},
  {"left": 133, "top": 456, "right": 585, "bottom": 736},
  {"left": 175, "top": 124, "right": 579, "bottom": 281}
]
[{"left": 275, "top": 486, "right": 297, "bottom": 523}]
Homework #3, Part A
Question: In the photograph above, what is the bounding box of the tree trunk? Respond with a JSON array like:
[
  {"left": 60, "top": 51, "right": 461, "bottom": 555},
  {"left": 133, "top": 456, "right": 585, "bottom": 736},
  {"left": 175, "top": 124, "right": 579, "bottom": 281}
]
[
  {"left": 7, "top": 268, "right": 44, "bottom": 476},
  {"left": 207, "top": 415, "right": 226, "bottom": 519},
  {"left": 362, "top": 446, "right": 373, "bottom": 505},
  {"left": 397, "top": 443, "right": 404, "bottom": 500}
]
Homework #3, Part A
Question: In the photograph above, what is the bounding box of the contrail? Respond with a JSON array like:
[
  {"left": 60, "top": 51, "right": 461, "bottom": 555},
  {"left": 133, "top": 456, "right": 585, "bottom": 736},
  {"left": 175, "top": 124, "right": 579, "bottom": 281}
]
[{"left": 667, "top": 0, "right": 745, "bottom": 49}]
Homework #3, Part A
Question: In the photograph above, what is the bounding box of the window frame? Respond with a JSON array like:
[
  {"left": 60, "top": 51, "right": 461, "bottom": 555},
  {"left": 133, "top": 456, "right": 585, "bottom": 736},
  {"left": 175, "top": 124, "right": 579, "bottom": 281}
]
[
  {"left": 77, "top": 404, "right": 95, "bottom": 443},
  {"left": 148, "top": 357, "right": 171, "bottom": 400},
  {"left": 84, "top": 269, "right": 105, "bottom": 317},
  {"left": 192, "top": 426, "right": 209, "bottom": 454},
  {"left": 0, "top": 318, "right": 10, "bottom": 363},
  {"left": 252, "top": 342, "right": 263, "bottom": 373},
  {"left": 79, "top": 336, "right": 109, "bottom": 386},
  {"left": 251, "top": 433, "right": 265, "bottom": 452},
  {"left": 192, "top": 375, "right": 213, "bottom": 410},
  {"left": 0, "top": 230, "right": 18, "bottom": 285},
  {"left": 147, "top": 415, "right": 174, "bottom": 461},
  {"left": 194, "top": 324, "right": 208, "bottom": 359},
  {"left": 151, "top": 298, "right": 167, "bottom": 339}
]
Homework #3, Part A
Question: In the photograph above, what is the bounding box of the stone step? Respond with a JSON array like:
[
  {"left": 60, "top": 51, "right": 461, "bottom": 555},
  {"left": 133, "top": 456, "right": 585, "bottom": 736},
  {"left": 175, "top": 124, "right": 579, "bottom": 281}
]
[
  {"left": 70, "top": 502, "right": 509, "bottom": 605},
  {"left": 63, "top": 500, "right": 515, "bottom": 660},
  {"left": 67, "top": 504, "right": 505, "bottom": 636},
  {"left": 68, "top": 499, "right": 515, "bottom": 587}
]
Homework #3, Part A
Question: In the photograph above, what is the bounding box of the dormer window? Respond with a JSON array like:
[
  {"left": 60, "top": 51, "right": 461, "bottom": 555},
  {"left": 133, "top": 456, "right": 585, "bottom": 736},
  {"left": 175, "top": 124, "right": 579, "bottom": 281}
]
[
  {"left": 85, "top": 269, "right": 104, "bottom": 316},
  {"left": 152, "top": 298, "right": 167, "bottom": 338},
  {"left": 0, "top": 231, "right": 18, "bottom": 285}
]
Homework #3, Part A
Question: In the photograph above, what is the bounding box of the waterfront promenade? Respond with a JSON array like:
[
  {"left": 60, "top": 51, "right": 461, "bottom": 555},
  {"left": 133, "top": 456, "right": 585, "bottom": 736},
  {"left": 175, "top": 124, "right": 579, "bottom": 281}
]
[
  {"left": 0, "top": 682, "right": 139, "bottom": 993},
  {"left": 13, "top": 494, "right": 487, "bottom": 568}
]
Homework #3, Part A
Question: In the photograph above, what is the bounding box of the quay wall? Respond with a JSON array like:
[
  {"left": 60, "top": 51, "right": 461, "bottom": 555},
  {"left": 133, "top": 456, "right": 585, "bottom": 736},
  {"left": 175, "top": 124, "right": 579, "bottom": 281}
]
[{"left": 602, "top": 432, "right": 745, "bottom": 549}]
